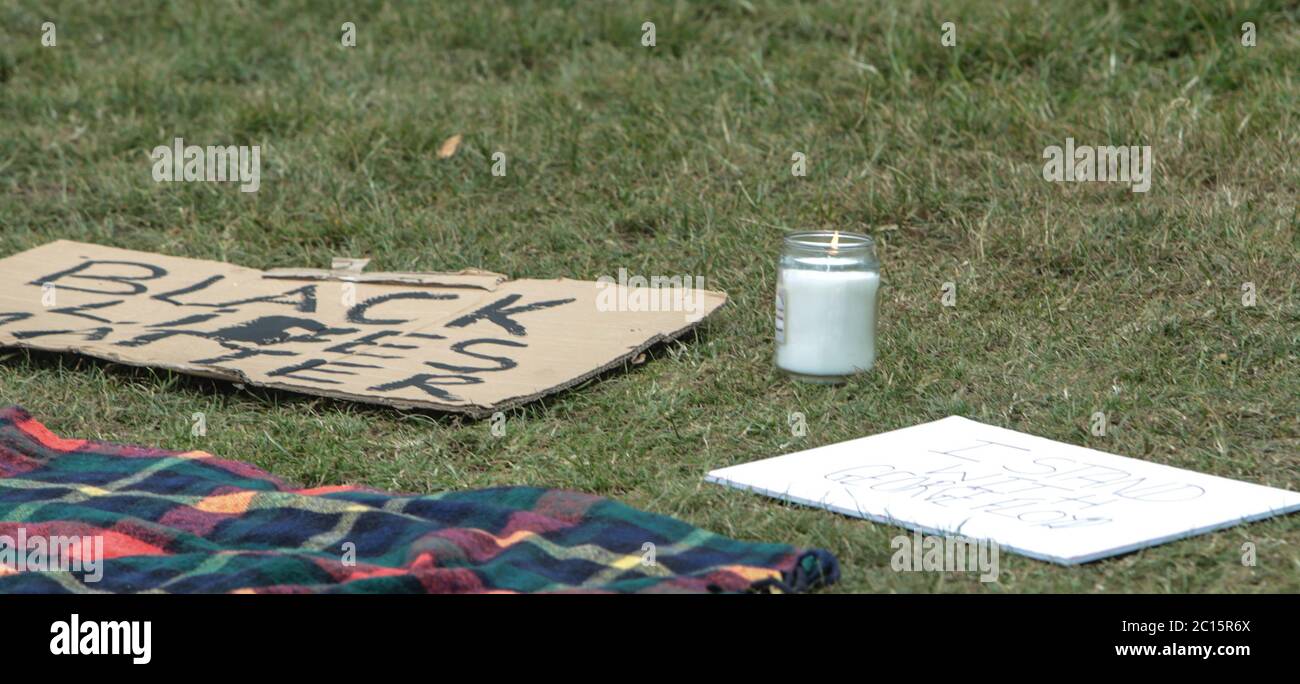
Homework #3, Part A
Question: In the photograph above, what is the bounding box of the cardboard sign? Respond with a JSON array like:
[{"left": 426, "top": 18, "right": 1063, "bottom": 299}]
[
  {"left": 706, "top": 416, "right": 1300, "bottom": 564},
  {"left": 0, "top": 241, "right": 725, "bottom": 416}
]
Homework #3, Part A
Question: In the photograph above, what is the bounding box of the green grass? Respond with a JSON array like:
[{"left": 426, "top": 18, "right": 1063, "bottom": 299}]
[{"left": 1, "top": 0, "right": 1297, "bottom": 592}]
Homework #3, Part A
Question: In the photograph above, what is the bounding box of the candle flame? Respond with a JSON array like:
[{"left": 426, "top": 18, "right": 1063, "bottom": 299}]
[{"left": 829, "top": 230, "right": 840, "bottom": 255}]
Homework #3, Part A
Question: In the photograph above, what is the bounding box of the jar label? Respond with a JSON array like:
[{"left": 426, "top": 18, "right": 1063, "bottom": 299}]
[{"left": 774, "top": 288, "right": 786, "bottom": 344}]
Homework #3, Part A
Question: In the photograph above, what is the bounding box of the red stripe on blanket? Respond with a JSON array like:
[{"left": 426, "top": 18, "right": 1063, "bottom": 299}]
[
  {"left": 15, "top": 414, "right": 87, "bottom": 452},
  {"left": 408, "top": 552, "right": 486, "bottom": 593}
]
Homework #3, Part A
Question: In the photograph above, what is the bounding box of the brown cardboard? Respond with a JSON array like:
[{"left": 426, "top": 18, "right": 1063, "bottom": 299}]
[
  {"left": 0, "top": 241, "right": 726, "bottom": 416},
  {"left": 262, "top": 267, "right": 507, "bottom": 290}
]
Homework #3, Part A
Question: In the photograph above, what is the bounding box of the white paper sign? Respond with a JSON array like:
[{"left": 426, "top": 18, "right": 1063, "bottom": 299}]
[{"left": 706, "top": 416, "right": 1300, "bottom": 565}]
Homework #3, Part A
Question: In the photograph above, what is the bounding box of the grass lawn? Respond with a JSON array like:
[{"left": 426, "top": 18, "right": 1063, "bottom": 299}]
[{"left": 1, "top": 0, "right": 1297, "bottom": 592}]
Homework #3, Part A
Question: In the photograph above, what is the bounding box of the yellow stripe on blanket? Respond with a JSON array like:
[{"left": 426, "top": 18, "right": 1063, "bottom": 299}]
[
  {"left": 195, "top": 491, "right": 257, "bottom": 515},
  {"left": 716, "top": 565, "right": 783, "bottom": 583},
  {"left": 609, "top": 553, "right": 646, "bottom": 570},
  {"left": 491, "top": 529, "right": 537, "bottom": 548}
]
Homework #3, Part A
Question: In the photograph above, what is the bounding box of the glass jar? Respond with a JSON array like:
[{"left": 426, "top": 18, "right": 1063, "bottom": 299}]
[{"left": 775, "top": 231, "right": 881, "bottom": 383}]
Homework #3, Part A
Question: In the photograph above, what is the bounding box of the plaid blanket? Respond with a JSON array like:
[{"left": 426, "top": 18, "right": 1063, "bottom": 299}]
[{"left": 0, "top": 406, "right": 837, "bottom": 593}]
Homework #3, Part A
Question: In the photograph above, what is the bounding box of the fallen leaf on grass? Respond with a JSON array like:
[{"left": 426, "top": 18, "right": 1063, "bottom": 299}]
[{"left": 437, "top": 134, "right": 463, "bottom": 159}]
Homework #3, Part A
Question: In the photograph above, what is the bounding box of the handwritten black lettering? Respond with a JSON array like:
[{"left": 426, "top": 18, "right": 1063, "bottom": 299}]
[
  {"left": 48, "top": 300, "right": 125, "bottom": 324},
  {"left": 32, "top": 260, "right": 167, "bottom": 296},
  {"left": 268, "top": 358, "right": 381, "bottom": 386},
  {"left": 324, "top": 331, "right": 418, "bottom": 359},
  {"left": 151, "top": 276, "right": 223, "bottom": 306},
  {"left": 149, "top": 313, "right": 222, "bottom": 328},
  {"left": 346, "top": 292, "right": 458, "bottom": 325},
  {"left": 368, "top": 373, "right": 483, "bottom": 402},
  {"left": 192, "top": 344, "right": 297, "bottom": 365},
  {"left": 117, "top": 315, "right": 356, "bottom": 348},
  {"left": 0, "top": 312, "right": 34, "bottom": 328},
  {"left": 445, "top": 294, "right": 575, "bottom": 336},
  {"left": 14, "top": 327, "right": 112, "bottom": 342},
  {"left": 153, "top": 275, "right": 318, "bottom": 313},
  {"left": 424, "top": 338, "right": 525, "bottom": 373}
]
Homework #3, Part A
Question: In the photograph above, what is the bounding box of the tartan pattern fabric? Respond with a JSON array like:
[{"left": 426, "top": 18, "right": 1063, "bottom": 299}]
[{"left": 0, "top": 406, "right": 838, "bottom": 593}]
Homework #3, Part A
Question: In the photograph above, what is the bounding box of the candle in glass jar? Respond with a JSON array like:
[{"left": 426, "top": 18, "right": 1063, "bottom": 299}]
[{"left": 775, "top": 231, "right": 881, "bottom": 382}]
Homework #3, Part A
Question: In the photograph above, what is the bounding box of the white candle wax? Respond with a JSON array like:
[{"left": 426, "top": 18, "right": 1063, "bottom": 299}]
[{"left": 775, "top": 267, "right": 880, "bottom": 378}]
